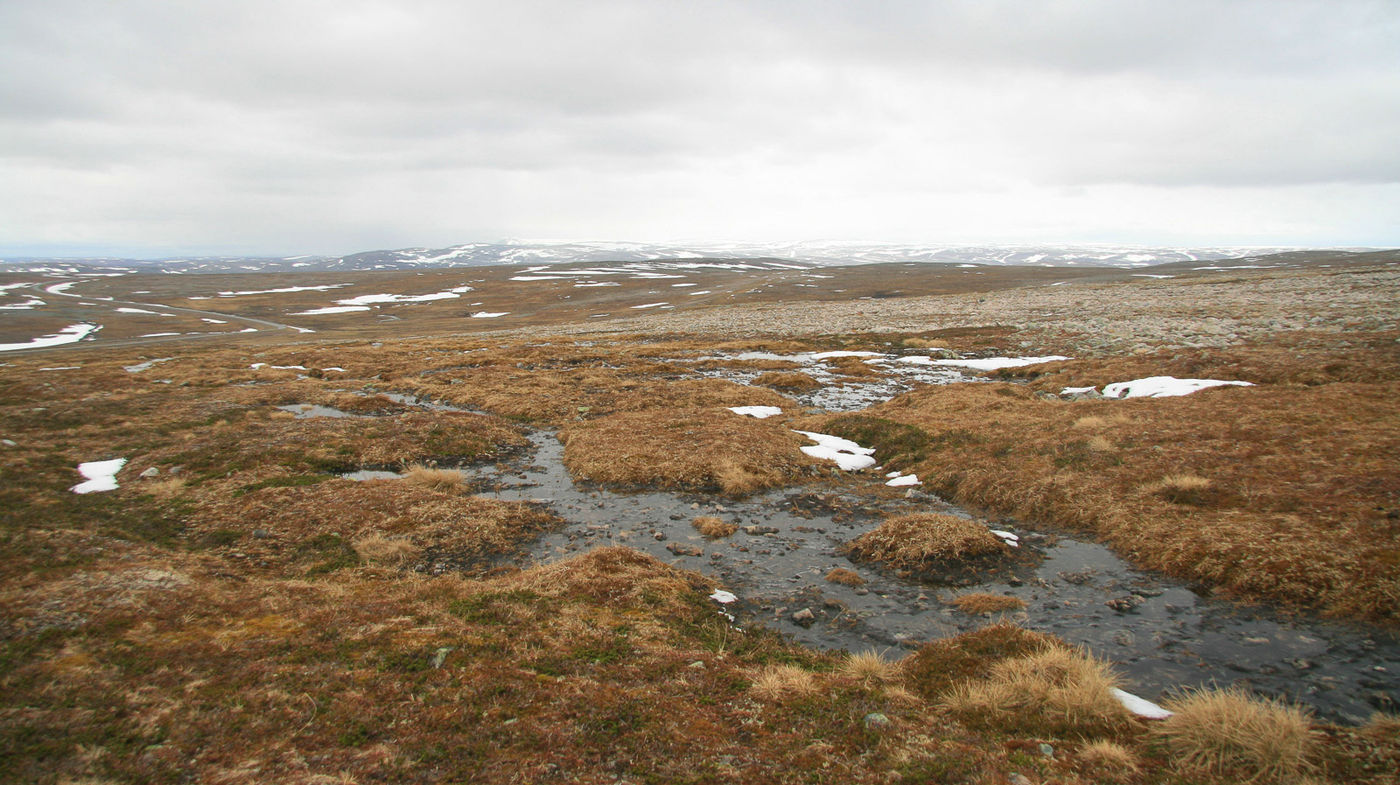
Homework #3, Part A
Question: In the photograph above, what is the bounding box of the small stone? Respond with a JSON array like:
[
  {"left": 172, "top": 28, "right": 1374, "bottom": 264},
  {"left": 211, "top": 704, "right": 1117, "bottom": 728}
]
[
  {"left": 1009, "top": 774, "right": 1033, "bottom": 785},
  {"left": 1, "top": 439, "right": 16, "bottom": 447},
  {"left": 862, "top": 712, "right": 890, "bottom": 729},
  {"left": 791, "top": 608, "right": 816, "bottom": 626},
  {"left": 688, "top": 660, "right": 706, "bottom": 670},
  {"left": 653, "top": 532, "right": 667, "bottom": 541},
  {"left": 1038, "top": 742, "right": 1054, "bottom": 758},
  {"left": 1287, "top": 658, "right": 1316, "bottom": 670},
  {"left": 431, "top": 646, "right": 454, "bottom": 669},
  {"left": 139, "top": 467, "right": 160, "bottom": 478},
  {"left": 1105, "top": 595, "right": 1144, "bottom": 613},
  {"left": 666, "top": 543, "right": 702, "bottom": 557},
  {"left": 252, "top": 529, "right": 269, "bottom": 539}
]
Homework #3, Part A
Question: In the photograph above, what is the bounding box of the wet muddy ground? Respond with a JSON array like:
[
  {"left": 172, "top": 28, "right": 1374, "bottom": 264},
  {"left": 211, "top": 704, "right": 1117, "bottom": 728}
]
[
  {"left": 460, "top": 432, "right": 1399, "bottom": 724},
  {"left": 309, "top": 381, "right": 1399, "bottom": 724}
]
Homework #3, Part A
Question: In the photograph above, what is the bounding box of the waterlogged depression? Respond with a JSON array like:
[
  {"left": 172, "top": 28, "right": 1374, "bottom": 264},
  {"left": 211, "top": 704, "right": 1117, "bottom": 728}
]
[{"left": 299, "top": 366, "right": 1398, "bottom": 723}]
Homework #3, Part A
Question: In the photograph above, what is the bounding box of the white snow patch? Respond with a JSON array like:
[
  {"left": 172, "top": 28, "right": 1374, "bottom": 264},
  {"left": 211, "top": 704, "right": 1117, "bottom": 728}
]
[
  {"left": 1113, "top": 688, "right": 1173, "bottom": 719},
  {"left": 886, "top": 474, "right": 921, "bottom": 487},
  {"left": 990, "top": 530, "right": 1020, "bottom": 548},
  {"left": 292, "top": 305, "right": 372, "bottom": 315},
  {"left": 574, "top": 282, "right": 620, "bottom": 287},
  {"left": 200, "top": 318, "right": 227, "bottom": 324},
  {"left": 1102, "top": 376, "right": 1253, "bottom": 399},
  {"left": 0, "top": 323, "right": 100, "bottom": 352},
  {"left": 1061, "top": 386, "right": 1097, "bottom": 395},
  {"left": 218, "top": 284, "right": 350, "bottom": 296},
  {"left": 709, "top": 590, "right": 738, "bottom": 604},
  {"left": 139, "top": 332, "right": 179, "bottom": 338},
  {"left": 727, "top": 405, "right": 782, "bottom": 419},
  {"left": 115, "top": 307, "right": 159, "bottom": 315},
  {"left": 124, "top": 358, "right": 172, "bottom": 373},
  {"left": 795, "top": 430, "right": 877, "bottom": 471},
  {"left": 630, "top": 302, "right": 669, "bottom": 309},
  {"left": 71, "top": 458, "right": 126, "bottom": 494},
  {"left": 928, "top": 356, "right": 1070, "bottom": 371},
  {"left": 471, "top": 312, "right": 509, "bottom": 318},
  {"left": 687, "top": 290, "right": 713, "bottom": 295},
  {"left": 337, "top": 292, "right": 459, "bottom": 305}
]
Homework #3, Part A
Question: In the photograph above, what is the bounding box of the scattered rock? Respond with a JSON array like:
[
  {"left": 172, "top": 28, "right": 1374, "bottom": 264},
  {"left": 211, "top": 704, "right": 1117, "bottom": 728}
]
[
  {"left": 743, "top": 525, "right": 779, "bottom": 535},
  {"left": 862, "top": 712, "right": 890, "bottom": 729},
  {"left": 791, "top": 608, "right": 816, "bottom": 626},
  {"left": 1105, "top": 594, "right": 1145, "bottom": 613},
  {"left": 666, "top": 543, "right": 702, "bottom": 557},
  {"left": 139, "top": 466, "right": 160, "bottom": 478}
]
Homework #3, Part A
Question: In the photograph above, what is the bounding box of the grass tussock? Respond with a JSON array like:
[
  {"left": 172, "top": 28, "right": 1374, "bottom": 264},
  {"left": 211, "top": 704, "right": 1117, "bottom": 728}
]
[
  {"left": 404, "top": 465, "right": 468, "bottom": 492},
  {"left": 838, "top": 650, "right": 900, "bottom": 687},
  {"left": 691, "top": 516, "right": 737, "bottom": 538},
  {"left": 352, "top": 534, "right": 423, "bottom": 566},
  {"left": 844, "top": 513, "right": 1006, "bottom": 569},
  {"left": 903, "top": 623, "right": 1063, "bottom": 699},
  {"left": 748, "top": 663, "right": 820, "bottom": 702},
  {"left": 1144, "top": 473, "right": 1215, "bottom": 505},
  {"left": 752, "top": 371, "right": 822, "bottom": 392},
  {"left": 561, "top": 408, "right": 817, "bottom": 495},
  {"left": 1156, "top": 687, "right": 1316, "bottom": 783},
  {"left": 951, "top": 592, "right": 1026, "bottom": 615},
  {"left": 941, "top": 647, "right": 1133, "bottom": 739},
  {"left": 1076, "top": 739, "right": 1142, "bottom": 782},
  {"left": 824, "top": 567, "right": 866, "bottom": 586}
]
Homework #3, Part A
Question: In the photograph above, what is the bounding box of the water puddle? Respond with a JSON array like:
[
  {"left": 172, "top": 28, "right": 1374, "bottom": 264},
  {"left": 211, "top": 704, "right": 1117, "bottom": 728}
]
[
  {"left": 277, "top": 404, "right": 355, "bottom": 419},
  {"left": 681, "top": 351, "right": 974, "bottom": 411},
  {"left": 455, "top": 430, "right": 1399, "bottom": 723}
]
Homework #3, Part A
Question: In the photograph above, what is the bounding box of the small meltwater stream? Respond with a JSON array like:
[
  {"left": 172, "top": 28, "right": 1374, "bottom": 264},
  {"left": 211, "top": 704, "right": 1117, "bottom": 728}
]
[
  {"left": 317, "top": 358, "right": 1397, "bottom": 724},
  {"left": 437, "top": 431, "right": 1399, "bottom": 724}
]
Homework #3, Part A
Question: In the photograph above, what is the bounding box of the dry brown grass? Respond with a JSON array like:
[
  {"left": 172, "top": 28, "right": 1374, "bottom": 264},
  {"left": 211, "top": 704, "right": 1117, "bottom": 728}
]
[
  {"left": 824, "top": 567, "right": 866, "bottom": 586},
  {"left": 1362, "top": 712, "right": 1400, "bottom": 740},
  {"left": 838, "top": 650, "right": 900, "bottom": 687},
  {"left": 404, "top": 465, "right": 467, "bottom": 493},
  {"left": 1155, "top": 687, "right": 1316, "bottom": 783},
  {"left": 561, "top": 407, "right": 818, "bottom": 495},
  {"left": 942, "top": 647, "right": 1133, "bottom": 739},
  {"left": 188, "top": 481, "right": 558, "bottom": 570},
  {"left": 1076, "top": 739, "right": 1142, "bottom": 782},
  {"left": 691, "top": 516, "right": 738, "bottom": 538},
  {"left": 951, "top": 593, "right": 1026, "bottom": 615},
  {"left": 844, "top": 513, "right": 1007, "bottom": 569},
  {"left": 352, "top": 534, "right": 423, "bottom": 566},
  {"left": 752, "top": 371, "right": 822, "bottom": 392},
  {"left": 748, "top": 664, "right": 820, "bottom": 702},
  {"left": 851, "top": 350, "right": 1400, "bottom": 623},
  {"left": 1143, "top": 473, "right": 1215, "bottom": 505}
]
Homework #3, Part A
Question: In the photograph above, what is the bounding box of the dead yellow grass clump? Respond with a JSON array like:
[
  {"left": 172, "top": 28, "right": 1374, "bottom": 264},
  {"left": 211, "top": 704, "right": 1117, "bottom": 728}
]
[
  {"left": 824, "top": 567, "right": 866, "bottom": 586},
  {"left": 1144, "top": 473, "right": 1215, "bottom": 505},
  {"left": 352, "top": 534, "right": 423, "bottom": 566},
  {"left": 752, "top": 371, "right": 822, "bottom": 392},
  {"left": 691, "top": 516, "right": 737, "bottom": 538},
  {"left": 561, "top": 407, "right": 817, "bottom": 495},
  {"left": 1156, "top": 687, "right": 1316, "bottom": 783},
  {"left": 951, "top": 593, "right": 1026, "bottom": 615},
  {"left": 838, "top": 650, "right": 900, "bottom": 687},
  {"left": 404, "top": 465, "right": 468, "bottom": 492},
  {"left": 749, "top": 663, "right": 820, "bottom": 702},
  {"left": 1076, "top": 739, "right": 1142, "bottom": 782},
  {"left": 844, "top": 513, "right": 1006, "bottom": 569},
  {"left": 942, "top": 647, "right": 1134, "bottom": 739}
]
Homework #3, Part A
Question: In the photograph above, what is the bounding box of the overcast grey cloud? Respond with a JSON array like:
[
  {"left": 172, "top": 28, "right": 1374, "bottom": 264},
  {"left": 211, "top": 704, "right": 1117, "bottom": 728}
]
[{"left": 2, "top": 0, "right": 1397, "bottom": 256}]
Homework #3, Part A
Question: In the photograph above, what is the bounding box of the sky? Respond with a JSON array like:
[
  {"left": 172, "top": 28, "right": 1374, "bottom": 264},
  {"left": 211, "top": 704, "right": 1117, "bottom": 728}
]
[{"left": 2, "top": 0, "right": 1398, "bottom": 257}]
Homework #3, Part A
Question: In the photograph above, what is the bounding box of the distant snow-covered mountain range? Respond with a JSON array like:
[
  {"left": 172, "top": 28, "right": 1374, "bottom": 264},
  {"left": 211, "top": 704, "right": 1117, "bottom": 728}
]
[{"left": 0, "top": 240, "right": 1344, "bottom": 275}]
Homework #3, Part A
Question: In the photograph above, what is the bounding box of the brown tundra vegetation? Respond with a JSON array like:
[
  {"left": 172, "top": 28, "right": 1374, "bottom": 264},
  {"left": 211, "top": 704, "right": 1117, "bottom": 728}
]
[{"left": 2, "top": 259, "right": 1399, "bottom": 783}]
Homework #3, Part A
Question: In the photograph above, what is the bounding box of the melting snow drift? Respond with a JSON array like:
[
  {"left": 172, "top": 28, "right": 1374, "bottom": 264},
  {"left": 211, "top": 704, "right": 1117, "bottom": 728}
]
[{"left": 71, "top": 458, "right": 126, "bottom": 494}]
